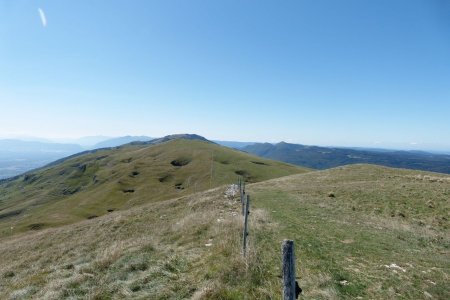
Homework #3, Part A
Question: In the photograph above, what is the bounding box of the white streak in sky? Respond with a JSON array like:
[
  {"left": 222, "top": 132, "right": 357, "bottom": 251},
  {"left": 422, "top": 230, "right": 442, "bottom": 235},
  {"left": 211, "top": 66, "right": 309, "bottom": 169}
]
[{"left": 38, "top": 8, "right": 47, "bottom": 27}]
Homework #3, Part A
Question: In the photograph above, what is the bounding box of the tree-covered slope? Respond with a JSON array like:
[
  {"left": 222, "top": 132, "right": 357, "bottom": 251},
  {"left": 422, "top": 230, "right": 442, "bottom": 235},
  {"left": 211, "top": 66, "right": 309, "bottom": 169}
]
[{"left": 243, "top": 142, "right": 450, "bottom": 174}]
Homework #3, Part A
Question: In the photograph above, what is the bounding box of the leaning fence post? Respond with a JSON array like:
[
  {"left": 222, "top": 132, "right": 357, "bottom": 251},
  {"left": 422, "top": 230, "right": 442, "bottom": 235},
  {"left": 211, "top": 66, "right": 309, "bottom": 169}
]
[
  {"left": 282, "top": 240, "right": 301, "bottom": 299},
  {"left": 243, "top": 194, "right": 250, "bottom": 257}
]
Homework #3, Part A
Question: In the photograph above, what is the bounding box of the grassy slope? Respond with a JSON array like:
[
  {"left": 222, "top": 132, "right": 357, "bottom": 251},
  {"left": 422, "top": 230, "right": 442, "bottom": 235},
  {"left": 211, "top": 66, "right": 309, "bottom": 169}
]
[
  {"left": 0, "top": 186, "right": 248, "bottom": 299},
  {"left": 246, "top": 164, "right": 450, "bottom": 299},
  {"left": 0, "top": 164, "right": 448, "bottom": 299},
  {"left": 0, "top": 139, "right": 306, "bottom": 236}
]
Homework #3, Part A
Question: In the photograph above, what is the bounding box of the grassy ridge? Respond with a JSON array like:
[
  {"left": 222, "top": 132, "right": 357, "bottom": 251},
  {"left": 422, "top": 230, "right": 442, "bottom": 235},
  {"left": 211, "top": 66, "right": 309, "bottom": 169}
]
[{"left": 0, "top": 139, "right": 306, "bottom": 236}]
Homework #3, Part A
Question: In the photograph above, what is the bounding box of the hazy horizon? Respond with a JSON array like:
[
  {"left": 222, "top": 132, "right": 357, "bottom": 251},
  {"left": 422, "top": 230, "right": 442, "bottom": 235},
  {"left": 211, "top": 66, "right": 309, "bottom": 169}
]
[{"left": 1, "top": 133, "right": 450, "bottom": 153}]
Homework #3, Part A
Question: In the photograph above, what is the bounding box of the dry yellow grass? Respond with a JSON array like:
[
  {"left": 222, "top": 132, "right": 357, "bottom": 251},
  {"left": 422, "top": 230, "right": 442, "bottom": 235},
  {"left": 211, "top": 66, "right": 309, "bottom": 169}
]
[{"left": 0, "top": 186, "right": 236, "bottom": 299}]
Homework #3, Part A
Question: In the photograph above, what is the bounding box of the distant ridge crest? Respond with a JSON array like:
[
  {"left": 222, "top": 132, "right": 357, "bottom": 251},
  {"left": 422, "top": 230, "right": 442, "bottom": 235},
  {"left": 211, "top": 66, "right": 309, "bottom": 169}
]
[{"left": 131, "top": 134, "right": 210, "bottom": 146}]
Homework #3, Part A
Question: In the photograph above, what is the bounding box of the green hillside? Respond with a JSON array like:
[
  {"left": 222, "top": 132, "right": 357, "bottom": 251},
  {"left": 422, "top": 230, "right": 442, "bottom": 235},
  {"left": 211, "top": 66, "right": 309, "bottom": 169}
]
[
  {"left": 0, "top": 164, "right": 448, "bottom": 299},
  {"left": 0, "top": 138, "right": 307, "bottom": 237}
]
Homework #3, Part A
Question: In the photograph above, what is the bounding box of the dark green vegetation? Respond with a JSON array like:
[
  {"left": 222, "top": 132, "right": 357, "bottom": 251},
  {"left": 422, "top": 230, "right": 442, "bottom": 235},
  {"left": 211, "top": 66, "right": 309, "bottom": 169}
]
[
  {"left": 243, "top": 142, "right": 450, "bottom": 174},
  {"left": 0, "top": 137, "right": 305, "bottom": 236}
]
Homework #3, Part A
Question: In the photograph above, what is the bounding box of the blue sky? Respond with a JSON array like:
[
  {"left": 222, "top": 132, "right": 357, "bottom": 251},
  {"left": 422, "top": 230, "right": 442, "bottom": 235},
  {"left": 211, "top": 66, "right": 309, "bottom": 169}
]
[{"left": 1, "top": 0, "right": 449, "bottom": 150}]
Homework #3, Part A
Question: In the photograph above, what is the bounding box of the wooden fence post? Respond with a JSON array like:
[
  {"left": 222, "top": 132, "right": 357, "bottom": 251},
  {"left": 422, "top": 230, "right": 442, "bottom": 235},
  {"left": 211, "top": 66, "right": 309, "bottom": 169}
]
[
  {"left": 282, "top": 239, "right": 301, "bottom": 299},
  {"left": 241, "top": 190, "right": 245, "bottom": 215},
  {"left": 243, "top": 194, "right": 250, "bottom": 257}
]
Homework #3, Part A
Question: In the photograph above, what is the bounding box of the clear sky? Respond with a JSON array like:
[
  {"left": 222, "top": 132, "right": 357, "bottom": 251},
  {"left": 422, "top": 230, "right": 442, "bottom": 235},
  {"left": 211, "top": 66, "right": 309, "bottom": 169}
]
[{"left": 1, "top": 0, "right": 449, "bottom": 150}]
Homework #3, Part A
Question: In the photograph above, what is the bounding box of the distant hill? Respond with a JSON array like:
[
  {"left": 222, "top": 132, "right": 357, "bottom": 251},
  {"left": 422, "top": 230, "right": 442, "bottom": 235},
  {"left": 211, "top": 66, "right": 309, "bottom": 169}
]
[
  {"left": 213, "top": 140, "right": 256, "bottom": 149},
  {"left": 92, "top": 136, "right": 154, "bottom": 148},
  {"left": 145, "top": 133, "right": 209, "bottom": 145},
  {"left": 92, "top": 135, "right": 257, "bottom": 150},
  {"left": 52, "top": 136, "right": 112, "bottom": 147},
  {"left": 1, "top": 135, "right": 256, "bottom": 179},
  {"left": 0, "top": 135, "right": 307, "bottom": 236},
  {"left": 0, "top": 139, "right": 83, "bottom": 153},
  {"left": 243, "top": 142, "right": 450, "bottom": 174}
]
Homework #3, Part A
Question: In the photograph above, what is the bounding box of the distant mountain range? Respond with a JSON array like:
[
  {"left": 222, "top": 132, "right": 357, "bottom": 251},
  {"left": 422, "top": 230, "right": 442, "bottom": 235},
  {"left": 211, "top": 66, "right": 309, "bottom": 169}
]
[
  {"left": 242, "top": 142, "right": 450, "bottom": 174},
  {"left": 51, "top": 136, "right": 112, "bottom": 147},
  {"left": 212, "top": 141, "right": 256, "bottom": 149},
  {"left": 92, "top": 136, "right": 154, "bottom": 148},
  {"left": 0, "top": 139, "right": 83, "bottom": 153}
]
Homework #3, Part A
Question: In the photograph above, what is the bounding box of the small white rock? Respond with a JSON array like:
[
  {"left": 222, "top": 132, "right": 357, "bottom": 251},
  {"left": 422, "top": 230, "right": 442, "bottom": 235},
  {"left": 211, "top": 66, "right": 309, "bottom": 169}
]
[
  {"left": 339, "top": 280, "right": 349, "bottom": 286},
  {"left": 384, "top": 263, "right": 406, "bottom": 272}
]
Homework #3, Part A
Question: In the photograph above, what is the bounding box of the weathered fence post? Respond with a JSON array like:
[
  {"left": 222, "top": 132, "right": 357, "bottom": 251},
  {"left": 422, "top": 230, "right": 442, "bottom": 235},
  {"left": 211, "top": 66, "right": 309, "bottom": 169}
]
[
  {"left": 282, "top": 240, "right": 301, "bottom": 299},
  {"left": 243, "top": 194, "right": 250, "bottom": 257},
  {"left": 241, "top": 183, "right": 245, "bottom": 215}
]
